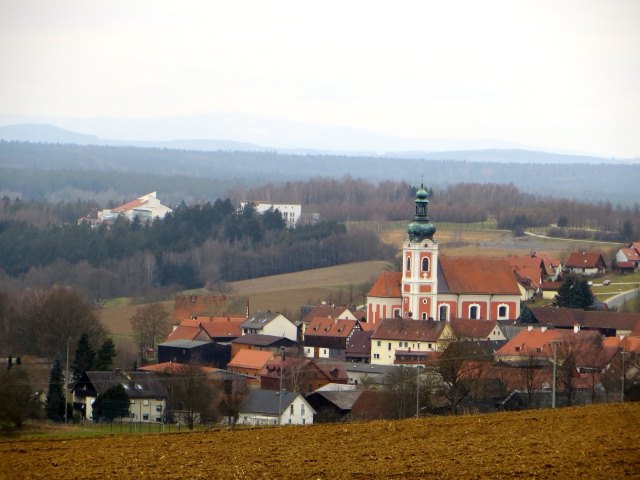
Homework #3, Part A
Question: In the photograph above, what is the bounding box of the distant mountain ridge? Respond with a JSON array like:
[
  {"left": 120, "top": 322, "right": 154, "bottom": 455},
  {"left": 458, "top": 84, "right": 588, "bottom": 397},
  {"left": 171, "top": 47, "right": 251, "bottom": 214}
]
[{"left": 0, "top": 122, "right": 634, "bottom": 165}]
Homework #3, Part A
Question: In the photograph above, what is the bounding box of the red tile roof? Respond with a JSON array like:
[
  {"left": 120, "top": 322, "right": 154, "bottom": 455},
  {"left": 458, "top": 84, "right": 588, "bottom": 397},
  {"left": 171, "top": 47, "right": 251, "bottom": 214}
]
[
  {"left": 138, "top": 362, "right": 217, "bottom": 374},
  {"left": 167, "top": 325, "right": 206, "bottom": 342},
  {"left": 449, "top": 318, "right": 498, "bottom": 339},
  {"left": 565, "top": 251, "right": 606, "bottom": 269},
  {"left": 346, "top": 330, "right": 373, "bottom": 356},
  {"left": 113, "top": 197, "right": 147, "bottom": 213},
  {"left": 439, "top": 257, "right": 521, "bottom": 295},
  {"left": 227, "top": 349, "right": 274, "bottom": 371},
  {"left": 371, "top": 318, "right": 448, "bottom": 342},
  {"left": 368, "top": 271, "right": 402, "bottom": 298},
  {"left": 305, "top": 318, "right": 359, "bottom": 339},
  {"left": 619, "top": 248, "right": 640, "bottom": 261},
  {"left": 198, "top": 317, "right": 245, "bottom": 339}
]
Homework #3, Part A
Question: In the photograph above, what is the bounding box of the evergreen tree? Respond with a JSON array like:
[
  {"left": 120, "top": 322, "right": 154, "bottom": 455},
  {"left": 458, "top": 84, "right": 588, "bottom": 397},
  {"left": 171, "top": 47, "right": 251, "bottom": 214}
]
[
  {"left": 553, "top": 274, "right": 596, "bottom": 309},
  {"left": 94, "top": 339, "right": 116, "bottom": 371},
  {"left": 72, "top": 333, "right": 96, "bottom": 381},
  {"left": 91, "top": 384, "right": 130, "bottom": 423},
  {"left": 518, "top": 304, "right": 535, "bottom": 324},
  {"left": 46, "top": 355, "right": 66, "bottom": 422}
]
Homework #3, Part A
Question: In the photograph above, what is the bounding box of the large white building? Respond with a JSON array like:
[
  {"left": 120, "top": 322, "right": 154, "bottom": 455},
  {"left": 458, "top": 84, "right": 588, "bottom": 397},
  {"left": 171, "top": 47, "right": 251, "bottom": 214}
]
[
  {"left": 97, "top": 191, "right": 173, "bottom": 224},
  {"left": 240, "top": 201, "right": 301, "bottom": 228}
]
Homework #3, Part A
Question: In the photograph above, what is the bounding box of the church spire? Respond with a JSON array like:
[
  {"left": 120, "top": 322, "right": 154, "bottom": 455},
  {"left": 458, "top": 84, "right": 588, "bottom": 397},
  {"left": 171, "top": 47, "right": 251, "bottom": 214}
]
[{"left": 407, "top": 184, "right": 436, "bottom": 241}]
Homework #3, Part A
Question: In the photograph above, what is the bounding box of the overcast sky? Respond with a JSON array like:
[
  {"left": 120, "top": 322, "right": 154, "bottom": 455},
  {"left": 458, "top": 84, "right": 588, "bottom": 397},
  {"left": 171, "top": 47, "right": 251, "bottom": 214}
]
[{"left": 1, "top": 1, "right": 638, "bottom": 157}]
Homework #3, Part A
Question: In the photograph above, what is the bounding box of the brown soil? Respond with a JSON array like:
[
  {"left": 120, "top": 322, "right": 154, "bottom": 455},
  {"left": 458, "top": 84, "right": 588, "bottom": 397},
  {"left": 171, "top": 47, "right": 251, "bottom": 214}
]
[{"left": 1, "top": 403, "right": 639, "bottom": 479}]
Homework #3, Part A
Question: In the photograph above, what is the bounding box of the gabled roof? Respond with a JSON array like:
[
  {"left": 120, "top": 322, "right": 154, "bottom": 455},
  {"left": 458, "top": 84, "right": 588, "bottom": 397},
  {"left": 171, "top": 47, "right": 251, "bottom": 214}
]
[
  {"left": 629, "top": 242, "right": 640, "bottom": 252},
  {"left": 239, "top": 389, "right": 301, "bottom": 415},
  {"left": 439, "top": 257, "right": 521, "bottom": 295},
  {"left": 158, "top": 339, "right": 211, "bottom": 349},
  {"left": 530, "top": 307, "right": 640, "bottom": 332},
  {"left": 565, "top": 251, "right": 607, "bottom": 268},
  {"left": 196, "top": 317, "right": 245, "bottom": 339},
  {"left": 241, "top": 311, "right": 285, "bottom": 329},
  {"left": 167, "top": 325, "right": 208, "bottom": 342},
  {"left": 227, "top": 349, "right": 274, "bottom": 370},
  {"left": 301, "top": 305, "right": 357, "bottom": 324},
  {"left": 346, "top": 330, "right": 373, "bottom": 355},
  {"left": 137, "top": 362, "right": 217, "bottom": 374},
  {"left": 368, "top": 271, "right": 402, "bottom": 298},
  {"left": 449, "top": 318, "right": 498, "bottom": 339},
  {"left": 371, "top": 318, "right": 449, "bottom": 342},
  {"left": 306, "top": 390, "right": 362, "bottom": 411},
  {"left": 305, "top": 318, "right": 359, "bottom": 339},
  {"left": 619, "top": 248, "right": 640, "bottom": 261},
  {"left": 81, "top": 371, "right": 166, "bottom": 398}
]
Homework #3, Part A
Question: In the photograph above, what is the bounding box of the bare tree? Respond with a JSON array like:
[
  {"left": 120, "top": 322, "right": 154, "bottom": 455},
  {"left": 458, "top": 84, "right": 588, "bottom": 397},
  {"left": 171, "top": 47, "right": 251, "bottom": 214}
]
[
  {"left": 161, "top": 364, "right": 217, "bottom": 429},
  {"left": 129, "top": 303, "right": 171, "bottom": 362},
  {"left": 519, "top": 354, "right": 546, "bottom": 408}
]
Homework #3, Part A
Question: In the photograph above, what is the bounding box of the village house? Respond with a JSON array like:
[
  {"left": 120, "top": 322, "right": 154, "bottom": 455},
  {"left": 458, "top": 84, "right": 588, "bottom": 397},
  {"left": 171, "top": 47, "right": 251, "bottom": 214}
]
[
  {"left": 529, "top": 307, "right": 640, "bottom": 338},
  {"left": 615, "top": 242, "right": 640, "bottom": 272},
  {"left": 345, "top": 330, "right": 374, "bottom": 363},
  {"left": 241, "top": 311, "right": 298, "bottom": 342},
  {"left": 73, "top": 370, "right": 167, "bottom": 422},
  {"left": 96, "top": 191, "right": 172, "bottom": 224},
  {"left": 367, "top": 186, "right": 521, "bottom": 325},
  {"left": 259, "top": 357, "right": 348, "bottom": 394},
  {"left": 370, "top": 317, "right": 455, "bottom": 366},
  {"left": 237, "top": 389, "right": 315, "bottom": 426},
  {"left": 303, "top": 317, "right": 361, "bottom": 359},
  {"left": 564, "top": 251, "right": 607, "bottom": 276},
  {"left": 305, "top": 390, "right": 362, "bottom": 423},
  {"left": 448, "top": 318, "right": 506, "bottom": 342}
]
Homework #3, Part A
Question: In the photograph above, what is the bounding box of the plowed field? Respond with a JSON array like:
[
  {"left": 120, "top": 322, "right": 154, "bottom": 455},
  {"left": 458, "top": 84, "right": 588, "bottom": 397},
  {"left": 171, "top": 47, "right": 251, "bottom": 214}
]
[{"left": 1, "top": 403, "right": 639, "bottom": 479}]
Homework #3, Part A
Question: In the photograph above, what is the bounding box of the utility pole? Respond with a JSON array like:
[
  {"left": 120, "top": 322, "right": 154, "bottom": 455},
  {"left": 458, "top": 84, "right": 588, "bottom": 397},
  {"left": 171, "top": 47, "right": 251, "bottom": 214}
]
[
  {"left": 621, "top": 349, "right": 627, "bottom": 403},
  {"left": 278, "top": 347, "right": 285, "bottom": 425},
  {"left": 551, "top": 340, "right": 560, "bottom": 409},
  {"left": 416, "top": 365, "right": 423, "bottom": 419},
  {"left": 65, "top": 336, "right": 72, "bottom": 424}
]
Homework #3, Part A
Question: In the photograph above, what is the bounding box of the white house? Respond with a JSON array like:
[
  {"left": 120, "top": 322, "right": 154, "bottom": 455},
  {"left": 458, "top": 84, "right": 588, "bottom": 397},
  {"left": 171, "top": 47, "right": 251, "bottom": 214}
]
[
  {"left": 241, "top": 311, "right": 298, "bottom": 342},
  {"left": 240, "top": 201, "right": 302, "bottom": 229},
  {"left": 97, "top": 192, "right": 173, "bottom": 224},
  {"left": 237, "top": 389, "right": 315, "bottom": 426}
]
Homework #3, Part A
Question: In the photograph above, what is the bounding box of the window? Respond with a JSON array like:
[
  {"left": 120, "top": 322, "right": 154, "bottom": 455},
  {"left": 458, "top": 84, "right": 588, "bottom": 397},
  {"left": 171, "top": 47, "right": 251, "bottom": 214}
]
[
  {"left": 290, "top": 404, "right": 294, "bottom": 414},
  {"left": 156, "top": 405, "right": 162, "bottom": 412},
  {"left": 421, "top": 257, "right": 430, "bottom": 272},
  {"left": 143, "top": 399, "right": 149, "bottom": 406},
  {"left": 155, "top": 417, "right": 162, "bottom": 423},
  {"left": 301, "top": 404, "right": 305, "bottom": 415},
  {"left": 388, "top": 343, "right": 391, "bottom": 351},
  {"left": 428, "top": 343, "right": 432, "bottom": 349},
  {"left": 373, "top": 353, "right": 380, "bottom": 359},
  {"left": 498, "top": 305, "right": 509, "bottom": 319},
  {"left": 469, "top": 304, "right": 480, "bottom": 320},
  {"left": 130, "top": 399, "right": 135, "bottom": 404},
  {"left": 142, "top": 413, "right": 149, "bottom": 421},
  {"left": 421, "top": 313, "right": 427, "bottom": 320},
  {"left": 439, "top": 305, "right": 449, "bottom": 322},
  {"left": 406, "top": 256, "right": 411, "bottom": 272},
  {"left": 377, "top": 341, "right": 381, "bottom": 347},
  {"left": 393, "top": 309, "right": 401, "bottom": 318}
]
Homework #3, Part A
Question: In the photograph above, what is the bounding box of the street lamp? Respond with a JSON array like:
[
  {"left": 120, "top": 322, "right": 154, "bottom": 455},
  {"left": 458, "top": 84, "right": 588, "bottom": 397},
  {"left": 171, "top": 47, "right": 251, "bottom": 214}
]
[
  {"left": 550, "top": 339, "right": 562, "bottom": 409},
  {"left": 65, "top": 336, "right": 72, "bottom": 424},
  {"left": 621, "top": 349, "right": 628, "bottom": 403}
]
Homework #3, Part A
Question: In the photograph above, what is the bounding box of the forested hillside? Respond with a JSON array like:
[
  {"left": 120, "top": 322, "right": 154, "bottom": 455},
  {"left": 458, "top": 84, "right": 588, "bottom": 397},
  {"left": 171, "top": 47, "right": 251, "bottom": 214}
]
[
  {"left": 0, "top": 199, "right": 393, "bottom": 301},
  {"left": 1, "top": 141, "right": 639, "bottom": 205}
]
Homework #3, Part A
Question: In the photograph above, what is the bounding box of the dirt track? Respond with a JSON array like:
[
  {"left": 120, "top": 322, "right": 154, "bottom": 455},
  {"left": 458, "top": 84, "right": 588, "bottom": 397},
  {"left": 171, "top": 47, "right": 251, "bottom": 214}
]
[{"left": 1, "top": 403, "right": 639, "bottom": 479}]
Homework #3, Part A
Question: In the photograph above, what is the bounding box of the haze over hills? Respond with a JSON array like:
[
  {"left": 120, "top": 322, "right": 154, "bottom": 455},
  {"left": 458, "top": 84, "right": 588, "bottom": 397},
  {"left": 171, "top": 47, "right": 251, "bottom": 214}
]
[{"left": 0, "top": 116, "right": 634, "bottom": 164}]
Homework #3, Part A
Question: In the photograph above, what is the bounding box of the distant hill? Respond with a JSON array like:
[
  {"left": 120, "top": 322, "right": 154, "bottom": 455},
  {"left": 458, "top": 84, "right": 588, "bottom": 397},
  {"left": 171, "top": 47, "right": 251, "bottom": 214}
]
[
  {"left": 0, "top": 122, "right": 634, "bottom": 164},
  {"left": 1, "top": 140, "right": 639, "bottom": 205}
]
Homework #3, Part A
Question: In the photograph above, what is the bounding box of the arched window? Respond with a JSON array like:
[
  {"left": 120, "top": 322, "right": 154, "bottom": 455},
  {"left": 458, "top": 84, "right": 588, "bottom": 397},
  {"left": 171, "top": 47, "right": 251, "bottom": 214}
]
[
  {"left": 439, "top": 305, "right": 449, "bottom": 322},
  {"left": 498, "top": 304, "right": 509, "bottom": 319},
  {"left": 421, "top": 257, "right": 430, "bottom": 272},
  {"left": 469, "top": 304, "right": 480, "bottom": 320},
  {"left": 421, "top": 312, "right": 427, "bottom": 320},
  {"left": 406, "top": 256, "right": 411, "bottom": 272}
]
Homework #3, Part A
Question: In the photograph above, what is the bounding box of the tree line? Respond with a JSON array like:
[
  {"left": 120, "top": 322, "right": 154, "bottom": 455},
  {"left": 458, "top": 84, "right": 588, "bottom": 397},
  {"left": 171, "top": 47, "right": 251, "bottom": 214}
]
[{"left": 0, "top": 199, "right": 394, "bottom": 300}]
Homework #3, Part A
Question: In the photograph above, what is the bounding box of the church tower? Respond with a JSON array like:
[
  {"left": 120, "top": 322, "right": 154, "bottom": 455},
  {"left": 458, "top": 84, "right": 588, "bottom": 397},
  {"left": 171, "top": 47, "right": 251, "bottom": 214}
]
[{"left": 402, "top": 185, "right": 438, "bottom": 320}]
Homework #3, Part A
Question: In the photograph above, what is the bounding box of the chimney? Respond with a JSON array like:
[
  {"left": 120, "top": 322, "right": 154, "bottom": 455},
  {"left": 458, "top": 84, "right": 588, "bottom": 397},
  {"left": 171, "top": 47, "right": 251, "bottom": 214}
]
[
  {"left": 573, "top": 324, "right": 580, "bottom": 333},
  {"left": 527, "top": 325, "right": 533, "bottom": 332},
  {"left": 541, "top": 326, "right": 547, "bottom": 333}
]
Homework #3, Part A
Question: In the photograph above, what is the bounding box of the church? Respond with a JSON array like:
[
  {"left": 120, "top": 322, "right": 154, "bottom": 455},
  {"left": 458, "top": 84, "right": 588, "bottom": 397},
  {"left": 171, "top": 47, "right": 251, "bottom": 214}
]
[{"left": 367, "top": 185, "right": 521, "bottom": 325}]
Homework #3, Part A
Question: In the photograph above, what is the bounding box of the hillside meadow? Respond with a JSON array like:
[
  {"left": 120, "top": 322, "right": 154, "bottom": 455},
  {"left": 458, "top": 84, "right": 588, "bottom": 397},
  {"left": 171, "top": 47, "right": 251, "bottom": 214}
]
[{"left": 1, "top": 402, "right": 638, "bottom": 479}]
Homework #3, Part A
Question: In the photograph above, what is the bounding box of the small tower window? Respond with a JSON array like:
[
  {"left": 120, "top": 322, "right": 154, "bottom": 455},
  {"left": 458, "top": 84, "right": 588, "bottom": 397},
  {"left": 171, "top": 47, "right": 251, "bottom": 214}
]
[
  {"left": 406, "top": 256, "right": 411, "bottom": 272},
  {"left": 421, "top": 257, "right": 430, "bottom": 272},
  {"left": 421, "top": 312, "right": 427, "bottom": 320}
]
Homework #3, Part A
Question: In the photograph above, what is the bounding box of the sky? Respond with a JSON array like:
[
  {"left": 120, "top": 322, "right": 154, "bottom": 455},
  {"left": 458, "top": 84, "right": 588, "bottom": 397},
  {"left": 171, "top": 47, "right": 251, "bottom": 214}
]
[{"left": 1, "top": 0, "right": 639, "bottom": 157}]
